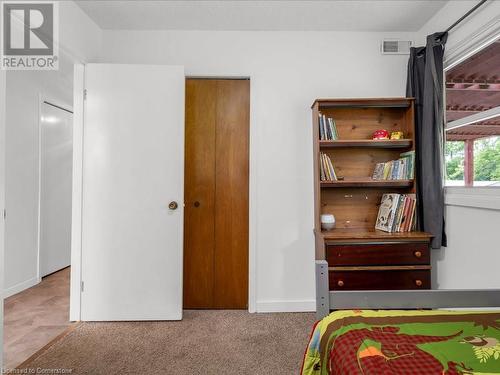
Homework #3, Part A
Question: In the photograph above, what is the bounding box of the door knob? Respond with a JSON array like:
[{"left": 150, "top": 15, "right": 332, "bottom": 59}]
[
  {"left": 168, "top": 201, "right": 178, "bottom": 210},
  {"left": 194, "top": 201, "right": 200, "bottom": 207}
]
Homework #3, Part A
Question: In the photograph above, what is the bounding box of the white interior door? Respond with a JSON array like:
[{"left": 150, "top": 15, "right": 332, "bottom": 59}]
[
  {"left": 40, "top": 102, "right": 73, "bottom": 277},
  {"left": 81, "top": 64, "right": 184, "bottom": 321}
]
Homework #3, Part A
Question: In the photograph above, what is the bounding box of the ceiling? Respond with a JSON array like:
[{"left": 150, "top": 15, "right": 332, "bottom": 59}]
[
  {"left": 446, "top": 40, "right": 500, "bottom": 141},
  {"left": 76, "top": 0, "right": 448, "bottom": 31}
]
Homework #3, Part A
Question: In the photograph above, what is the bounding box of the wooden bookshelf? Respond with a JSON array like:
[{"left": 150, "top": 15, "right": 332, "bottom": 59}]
[
  {"left": 320, "top": 178, "right": 413, "bottom": 188},
  {"left": 312, "top": 98, "right": 413, "bottom": 109},
  {"left": 312, "top": 97, "right": 432, "bottom": 293},
  {"left": 319, "top": 139, "right": 412, "bottom": 149}
]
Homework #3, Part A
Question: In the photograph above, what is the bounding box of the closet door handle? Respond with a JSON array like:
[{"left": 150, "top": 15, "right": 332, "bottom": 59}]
[{"left": 194, "top": 201, "right": 200, "bottom": 207}]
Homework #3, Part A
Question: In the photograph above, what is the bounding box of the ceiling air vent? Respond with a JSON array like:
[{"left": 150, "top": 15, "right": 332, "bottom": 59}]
[{"left": 381, "top": 40, "right": 412, "bottom": 55}]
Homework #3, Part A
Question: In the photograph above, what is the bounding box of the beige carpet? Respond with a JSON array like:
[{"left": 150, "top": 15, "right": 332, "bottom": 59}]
[{"left": 16, "top": 310, "right": 316, "bottom": 375}]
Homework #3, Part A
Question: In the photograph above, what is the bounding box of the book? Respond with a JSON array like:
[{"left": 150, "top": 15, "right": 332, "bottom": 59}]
[
  {"left": 400, "top": 150, "right": 415, "bottom": 179},
  {"left": 393, "top": 195, "right": 405, "bottom": 232},
  {"left": 328, "top": 118, "right": 339, "bottom": 140},
  {"left": 400, "top": 196, "right": 411, "bottom": 232},
  {"left": 372, "top": 163, "right": 385, "bottom": 180},
  {"left": 375, "top": 193, "right": 417, "bottom": 233},
  {"left": 319, "top": 153, "right": 326, "bottom": 181},
  {"left": 318, "top": 114, "right": 339, "bottom": 141},
  {"left": 375, "top": 193, "right": 400, "bottom": 232},
  {"left": 318, "top": 114, "right": 325, "bottom": 140},
  {"left": 382, "top": 162, "right": 392, "bottom": 179},
  {"left": 411, "top": 204, "right": 417, "bottom": 231},
  {"left": 399, "top": 158, "right": 407, "bottom": 179},
  {"left": 406, "top": 194, "right": 417, "bottom": 231},
  {"left": 322, "top": 154, "right": 331, "bottom": 180},
  {"left": 400, "top": 196, "right": 412, "bottom": 232},
  {"left": 398, "top": 159, "right": 405, "bottom": 179},
  {"left": 391, "top": 160, "right": 400, "bottom": 180},
  {"left": 320, "top": 153, "right": 337, "bottom": 181},
  {"left": 326, "top": 155, "right": 337, "bottom": 180},
  {"left": 322, "top": 115, "right": 329, "bottom": 140},
  {"left": 371, "top": 152, "right": 415, "bottom": 181}
]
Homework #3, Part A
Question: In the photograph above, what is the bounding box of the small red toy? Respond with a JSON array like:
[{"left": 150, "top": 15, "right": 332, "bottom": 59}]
[{"left": 372, "top": 129, "right": 390, "bottom": 140}]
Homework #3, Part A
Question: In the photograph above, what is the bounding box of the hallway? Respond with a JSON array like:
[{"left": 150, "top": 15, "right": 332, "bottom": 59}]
[{"left": 3, "top": 268, "right": 72, "bottom": 369}]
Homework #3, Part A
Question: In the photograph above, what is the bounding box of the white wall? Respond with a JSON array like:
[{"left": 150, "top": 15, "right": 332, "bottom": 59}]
[
  {"left": 3, "top": 1, "right": 102, "bottom": 297},
  {"left": 100, "top": 30, "right": 416, "bottom": 311},
  {"left": 435, "top": 204, "right": 500, "bottom": 288},
  {"left": 1, "top": 68, "right": 7, "bottom": 369},
  {"left": 416, "top": 1, "right": 500, "bottom": 289}
]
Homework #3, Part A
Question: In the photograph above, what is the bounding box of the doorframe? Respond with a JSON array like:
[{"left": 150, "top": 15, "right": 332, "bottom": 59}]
[
  {"left": 70, "top": 70, "right": 257, "bottom": 320},
  {"left": 69, "top": 64, "right": 85, "bottom": 321},
  {"left": 185, "top": 76, "right": 255, "bottom": 313},
  {"left": 36, "top": 95, "right": 73, "bottom": 282},
  {"left": 0, "top": 69, "right": 6, "bottom": 369}
]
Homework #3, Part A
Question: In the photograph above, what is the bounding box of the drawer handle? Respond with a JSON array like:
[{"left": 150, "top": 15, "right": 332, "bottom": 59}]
[
  {"left": 337, "top": 280, "right": 344, "bottom": 287},
  {"left": 414, "top": 251, "right": 422, "bottom": 258},
  {"left": 415, "top": 279, "right": 423, "bottom": 287}
]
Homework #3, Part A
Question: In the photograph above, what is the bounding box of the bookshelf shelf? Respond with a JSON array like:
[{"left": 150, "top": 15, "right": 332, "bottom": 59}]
[
  {"left": 312, "top": 97, "right": 432, "bottom": 293},
  {"left": 312, "top": 98, "right": 413, "bottom": 109},
  {"left": 320, "top": 178, "right": 413, "bottom": 188},
  {"left": 319, "top": 139, "right": 412, "bottom": 149}
]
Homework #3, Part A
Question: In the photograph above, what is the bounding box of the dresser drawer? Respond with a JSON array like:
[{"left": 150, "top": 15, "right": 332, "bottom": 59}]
[
  {"left": 326, "top": 242, "right": 429, "bottom": 267},
  {"left": 329, "top": 268, "right": 430, "bottom": 290}
]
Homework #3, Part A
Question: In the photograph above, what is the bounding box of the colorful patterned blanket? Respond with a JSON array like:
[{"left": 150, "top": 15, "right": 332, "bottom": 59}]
[{"left": 302, "top": 310, "right": 500, "bottom": 374}]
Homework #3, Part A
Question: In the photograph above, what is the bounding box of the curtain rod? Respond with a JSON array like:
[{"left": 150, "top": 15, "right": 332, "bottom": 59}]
[{"left": 445, "top": 0, "right": 488, "bottom": 33}]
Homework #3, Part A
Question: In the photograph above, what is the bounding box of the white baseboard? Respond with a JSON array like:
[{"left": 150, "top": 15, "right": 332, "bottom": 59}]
[
  {"left": 3, "top": 276, "right": 41, "bottom": 299},
  {"left": 256, "top": 299, "right": 316, "bottom": 313}
]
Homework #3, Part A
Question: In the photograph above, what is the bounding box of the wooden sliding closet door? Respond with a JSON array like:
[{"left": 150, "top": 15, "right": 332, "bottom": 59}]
[
  {"left": 184, "top": 80, "right": 217, "bottom": 308},
  {"left": 214, "top": 80, "right": 250, "bottom": 308},
  {"left": 184, "top": 79, "right": 249, "bottom": 309}
]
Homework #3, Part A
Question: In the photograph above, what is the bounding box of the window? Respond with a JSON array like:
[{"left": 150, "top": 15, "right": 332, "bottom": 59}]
[
  {"left": 444, "top": 39, "right": 500, "bottom": 187},
  {"left": 446, "top": 135, "right": 500, "bottom": 186}
]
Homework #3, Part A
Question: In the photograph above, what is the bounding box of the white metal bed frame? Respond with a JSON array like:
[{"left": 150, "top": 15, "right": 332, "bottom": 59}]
[{"left": 316, "top": 260, "right": 500, "bottom": 319}]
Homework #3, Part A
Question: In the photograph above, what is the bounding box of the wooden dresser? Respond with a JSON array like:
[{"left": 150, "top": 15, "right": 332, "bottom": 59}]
[{"left": 312, "top": 98, "right": 433, "bottom": 292}]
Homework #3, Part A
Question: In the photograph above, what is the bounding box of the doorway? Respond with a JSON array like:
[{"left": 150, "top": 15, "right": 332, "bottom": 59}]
[
  {"left": 183, "top": 78, "right": 250, "bottom": 309},
  {"left": 3, "top": 100, "right": 73, "bottom": 369},
  {"left": 39, "top": 101, "right": 73, "bottom": 277}
]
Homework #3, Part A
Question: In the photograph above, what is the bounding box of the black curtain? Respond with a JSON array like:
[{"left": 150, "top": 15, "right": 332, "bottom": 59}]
[{"left": 406, "top": 32, "right": 448, "bottom": 249}]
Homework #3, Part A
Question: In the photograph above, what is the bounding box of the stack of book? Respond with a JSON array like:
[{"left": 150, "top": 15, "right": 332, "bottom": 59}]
[
  {"left": 372, "top": 151, "right": 415, "bottom": 180},
  {"left": 320, "top": 152, "right": 337, "bottom": 181},
  {"left": 318, "top": 113, "right": 339, "bottom": 140},
  {"left": 375, "top": 193, "right": 417, "bottom": 233}
]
